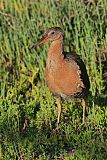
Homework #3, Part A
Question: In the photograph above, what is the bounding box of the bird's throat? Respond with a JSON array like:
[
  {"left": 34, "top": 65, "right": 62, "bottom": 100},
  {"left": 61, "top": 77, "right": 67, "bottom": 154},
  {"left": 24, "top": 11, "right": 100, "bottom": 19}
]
[
  {"left": 46, "top": 38, "right": 64, "bottom": 71},
  {"left": 48, "top": 38, "right": 64, "bottom": 57}
]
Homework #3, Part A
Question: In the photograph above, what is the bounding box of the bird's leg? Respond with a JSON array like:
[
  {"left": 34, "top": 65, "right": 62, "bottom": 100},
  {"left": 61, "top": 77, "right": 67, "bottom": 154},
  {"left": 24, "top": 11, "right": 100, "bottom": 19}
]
[
  {"left": 82, "top": 98, "right": 87, "bottom": 124},
  {"left": 57, "top": 96, "right": 61, "bottom": 124}
]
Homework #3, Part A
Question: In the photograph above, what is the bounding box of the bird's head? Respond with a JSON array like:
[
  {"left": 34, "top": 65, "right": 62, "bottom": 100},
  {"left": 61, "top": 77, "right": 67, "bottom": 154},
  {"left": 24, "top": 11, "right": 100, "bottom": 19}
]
[{"left": 31, "top": 27, "right": 64, "bottom": 48}]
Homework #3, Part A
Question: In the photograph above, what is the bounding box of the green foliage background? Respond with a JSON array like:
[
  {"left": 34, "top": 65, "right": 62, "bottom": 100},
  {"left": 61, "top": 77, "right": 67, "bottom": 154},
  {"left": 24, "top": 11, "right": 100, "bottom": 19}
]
[{"left": 0, "top": 0, "right": 107, "bottom": 159}]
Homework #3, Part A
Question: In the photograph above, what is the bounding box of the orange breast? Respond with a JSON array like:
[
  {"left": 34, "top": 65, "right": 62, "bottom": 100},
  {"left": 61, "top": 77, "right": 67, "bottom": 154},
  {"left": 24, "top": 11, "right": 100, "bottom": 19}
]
[{"left": 46, "top": 56, "right": 84, "bottom": 98}]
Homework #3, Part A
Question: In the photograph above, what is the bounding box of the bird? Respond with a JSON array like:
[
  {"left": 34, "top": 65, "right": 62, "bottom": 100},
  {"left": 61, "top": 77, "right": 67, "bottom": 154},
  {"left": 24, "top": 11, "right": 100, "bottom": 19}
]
[{"left": 31, "top": 27, "right": 90, "bottom": 125}]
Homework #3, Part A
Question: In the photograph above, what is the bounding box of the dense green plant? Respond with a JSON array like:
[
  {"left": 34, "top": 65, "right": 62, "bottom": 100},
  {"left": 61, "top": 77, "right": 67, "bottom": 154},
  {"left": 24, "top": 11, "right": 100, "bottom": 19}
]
[{"left": 0, "top": 0, "right": 107, "bottom": 159}]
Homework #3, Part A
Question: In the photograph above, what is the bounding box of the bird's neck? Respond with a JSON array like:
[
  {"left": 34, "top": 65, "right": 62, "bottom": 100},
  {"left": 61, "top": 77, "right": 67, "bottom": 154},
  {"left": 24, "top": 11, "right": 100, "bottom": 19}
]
[{"left": 48, "top": 38, "right": 64, "bottom": 60}]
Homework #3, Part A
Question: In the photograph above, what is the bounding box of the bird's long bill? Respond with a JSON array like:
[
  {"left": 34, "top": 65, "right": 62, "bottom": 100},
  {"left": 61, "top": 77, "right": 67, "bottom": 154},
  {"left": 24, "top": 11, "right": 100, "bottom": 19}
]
[{"left": 31, "top": 33, "right": 49, "bottom": 49}]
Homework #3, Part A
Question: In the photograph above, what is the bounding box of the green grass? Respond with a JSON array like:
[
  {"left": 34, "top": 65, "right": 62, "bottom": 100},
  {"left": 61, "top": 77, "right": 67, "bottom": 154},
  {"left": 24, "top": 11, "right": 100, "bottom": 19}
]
[{"left": 0, "top": 0, "right": 107, "bottom": 159}]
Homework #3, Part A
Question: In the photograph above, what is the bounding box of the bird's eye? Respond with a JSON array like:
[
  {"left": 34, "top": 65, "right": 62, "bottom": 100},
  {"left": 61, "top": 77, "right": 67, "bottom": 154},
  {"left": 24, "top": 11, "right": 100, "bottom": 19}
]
[{"left": 51, "top": 31, "right": 55, "bottom": 35}]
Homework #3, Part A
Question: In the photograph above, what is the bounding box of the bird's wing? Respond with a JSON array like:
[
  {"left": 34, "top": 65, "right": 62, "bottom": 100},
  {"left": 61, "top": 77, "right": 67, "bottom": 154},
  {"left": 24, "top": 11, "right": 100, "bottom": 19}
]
[{"left": 63, "top": 51, "right": 90, "bottom": 97}]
